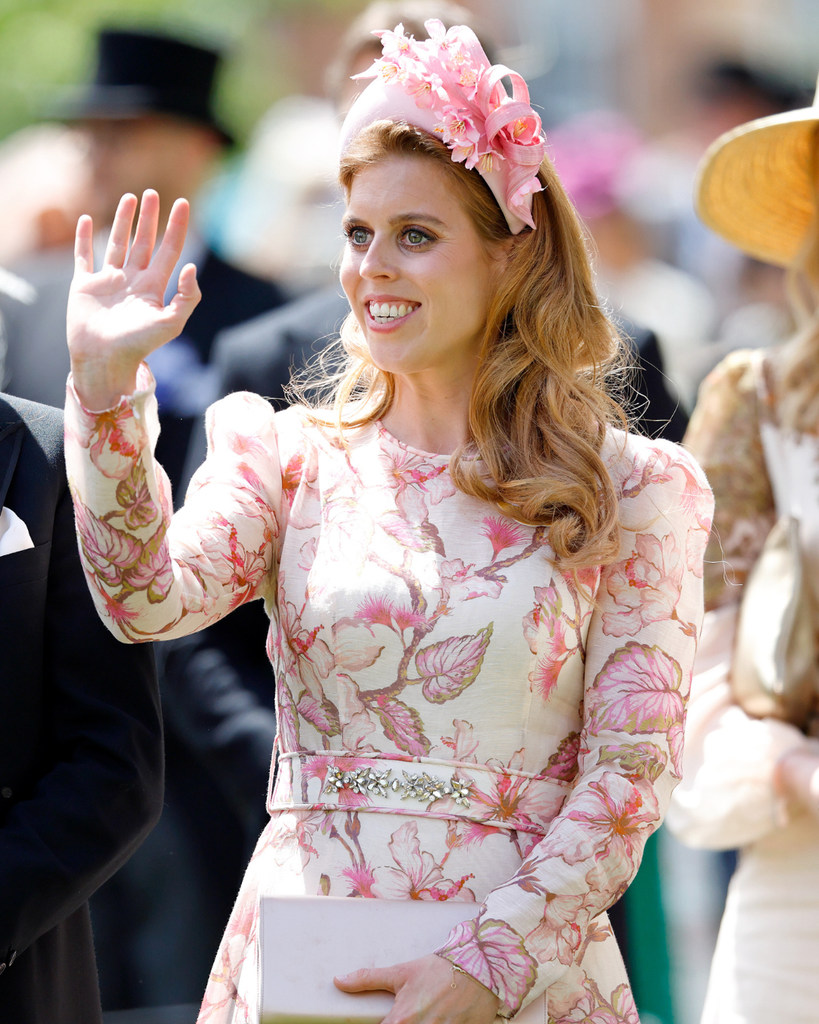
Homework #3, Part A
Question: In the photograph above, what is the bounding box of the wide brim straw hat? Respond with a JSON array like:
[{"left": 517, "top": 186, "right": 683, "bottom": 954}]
[{"left": 695, "top": 74, "right": 819, "bottom": 268}]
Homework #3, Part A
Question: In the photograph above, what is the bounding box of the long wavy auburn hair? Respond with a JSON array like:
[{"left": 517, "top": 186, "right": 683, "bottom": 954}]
[{"left": 292, "top": 120, "right": 629, "bottom": 569}]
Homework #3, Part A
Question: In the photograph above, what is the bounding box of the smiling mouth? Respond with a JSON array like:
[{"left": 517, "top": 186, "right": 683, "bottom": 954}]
[{"left": 368, "top": 301, "right": 418, "bottom": 323}]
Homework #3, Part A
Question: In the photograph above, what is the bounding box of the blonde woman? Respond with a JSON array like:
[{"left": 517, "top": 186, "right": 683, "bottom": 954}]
[
  {"left": 667, "top": 78, "right": 819, "bottom": 1024},
  {"left": 63, "top": 20, "right": 712, "bottom": 1024}
]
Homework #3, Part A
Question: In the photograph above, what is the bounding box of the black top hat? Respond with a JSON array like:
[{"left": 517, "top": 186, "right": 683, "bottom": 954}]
[{"left": 57, "top": 27, "right": 234, "bottom": 146}]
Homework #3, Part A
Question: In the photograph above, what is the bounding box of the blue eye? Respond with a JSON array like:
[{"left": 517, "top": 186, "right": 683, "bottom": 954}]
[
  {"left": 404, "top": 228, "right": 430, "bottom": 246},
  {"left": 348, "top": 226, "right": 369, "bottom": 246}
]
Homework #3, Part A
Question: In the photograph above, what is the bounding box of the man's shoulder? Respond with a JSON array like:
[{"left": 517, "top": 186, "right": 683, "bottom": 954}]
[
  {"left": 0, "top": 392, "right": 62, "bottom": 431},
  {"left": 212, "top": 286, "right": 350, "bottom": 397},
  {"left": 0, "top": 392, "right": 63, "bottom": 466},
  {"left": 198, "top": 249, "right": 288, "bottom": 307},
  {"left": 217, "top": 285, "right": 349, "bottom": 354}
]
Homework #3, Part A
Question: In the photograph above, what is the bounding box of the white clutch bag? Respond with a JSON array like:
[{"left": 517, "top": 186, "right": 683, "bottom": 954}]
[{"left": 259, "top": 895, "right": 545, "bottom": 1023}]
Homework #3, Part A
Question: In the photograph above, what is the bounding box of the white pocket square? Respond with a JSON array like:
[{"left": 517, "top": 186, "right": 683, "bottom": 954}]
[{"left": 0, "top": 507, "right": 34, "bottom": 556}]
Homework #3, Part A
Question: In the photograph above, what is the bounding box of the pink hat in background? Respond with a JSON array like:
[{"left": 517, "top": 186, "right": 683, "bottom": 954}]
[{"left": 547, "top": 111, "right": 645, "bottom": 221}]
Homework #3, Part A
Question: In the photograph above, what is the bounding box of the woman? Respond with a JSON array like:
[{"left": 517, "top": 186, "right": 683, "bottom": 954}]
[
  {"left": 666, "top": 79, "right": 819, "bottom": 1023},
  {"left": 64, "top": 21, "right": 712, "bottom": 1024}
]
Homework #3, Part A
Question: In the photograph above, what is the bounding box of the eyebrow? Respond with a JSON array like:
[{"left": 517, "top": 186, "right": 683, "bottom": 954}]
[{"left": 342, "top": 211, "right": 449, "bottom": 230}]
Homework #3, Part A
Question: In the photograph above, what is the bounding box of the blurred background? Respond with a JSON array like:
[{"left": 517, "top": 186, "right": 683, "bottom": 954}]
[
  {"left": 2, "top": 0, "right": 817, "bottom": 300},
  {"left": 0, "top": 1, "right": 816, "bottom": 1023},
  {"left": 1, "top": 0, "right": 817, "bottom": 140}
]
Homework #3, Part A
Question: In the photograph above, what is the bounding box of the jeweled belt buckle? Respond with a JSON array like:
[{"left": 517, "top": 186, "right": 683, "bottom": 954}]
[{"left": 323, "top": 765, "right": 471, "bottom": 808}]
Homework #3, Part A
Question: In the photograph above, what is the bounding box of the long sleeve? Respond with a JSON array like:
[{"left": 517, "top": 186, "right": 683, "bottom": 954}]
[
  {"left": 64, "top": 366, "right": 282, "bottom": 643},
  {"left": 436, "top": 436, "right": 714, "bottom": 1015}
]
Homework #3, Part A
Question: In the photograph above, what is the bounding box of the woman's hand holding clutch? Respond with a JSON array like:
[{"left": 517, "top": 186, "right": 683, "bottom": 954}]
[{"left": 335, "top": 952, "right": 501, "bottom": 1023}]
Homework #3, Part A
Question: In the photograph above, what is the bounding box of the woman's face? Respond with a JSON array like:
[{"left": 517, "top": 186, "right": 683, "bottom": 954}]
[{"left": 340, "top": 154, "right": 506, "bottom": 392}]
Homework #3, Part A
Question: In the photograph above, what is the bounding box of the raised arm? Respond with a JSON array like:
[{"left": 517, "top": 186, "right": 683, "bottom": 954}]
[
  {"left": 64, "top": 190, "right": 281, "bottom": 646},
  {"left": 67, "top": 189, "right": 200, "bottom": 410}
]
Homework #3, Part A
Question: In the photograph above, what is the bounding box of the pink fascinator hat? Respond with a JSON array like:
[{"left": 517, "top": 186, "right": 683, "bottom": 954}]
[{"left": 338, "top": 19, "right": 547, "bottom": 235}]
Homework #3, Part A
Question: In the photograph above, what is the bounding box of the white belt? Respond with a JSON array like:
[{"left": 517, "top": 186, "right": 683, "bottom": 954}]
[{"left": 269, "top": 750, "right": 570, "bottom": 836}]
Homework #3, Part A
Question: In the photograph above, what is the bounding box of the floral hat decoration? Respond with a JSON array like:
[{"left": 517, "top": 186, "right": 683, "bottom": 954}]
[{"left": 338, "top": 19, "right": 547, "bottom": 235}]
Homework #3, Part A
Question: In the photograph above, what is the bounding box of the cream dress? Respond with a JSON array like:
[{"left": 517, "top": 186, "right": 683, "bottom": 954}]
[{"left": 64, "top": 368, "right": 713, "bottom": 1023}]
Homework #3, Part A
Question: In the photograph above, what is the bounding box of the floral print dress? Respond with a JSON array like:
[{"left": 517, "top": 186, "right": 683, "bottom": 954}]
[{"left": 64, "top": 369, "right": 713, "bottom": 1024}]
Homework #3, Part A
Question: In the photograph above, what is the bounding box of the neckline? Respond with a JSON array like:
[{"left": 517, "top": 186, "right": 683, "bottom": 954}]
[
  {"left": 375, "top": 419, "right": 452, "bottom": 461},
  {"left": 373, "top": 419, "right": 485, "bottom": 465}
]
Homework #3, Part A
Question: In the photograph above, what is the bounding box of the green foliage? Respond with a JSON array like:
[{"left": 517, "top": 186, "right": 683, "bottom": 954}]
[{"left": 0, "top": 0, "right": 363, "bottom": 144}]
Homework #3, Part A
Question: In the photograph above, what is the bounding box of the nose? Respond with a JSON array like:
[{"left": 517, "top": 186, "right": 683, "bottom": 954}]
[{"left": 359, "top": 234, "right": 397, "bottom": 280}]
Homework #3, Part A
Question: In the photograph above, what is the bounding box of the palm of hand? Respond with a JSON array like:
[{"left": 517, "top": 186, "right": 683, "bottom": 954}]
[
  {"left": 67, "top": 190, "right": 201, "bottom": 409},
  {"left": 69, "top": 261, "right": 180, "bottom": 364}
]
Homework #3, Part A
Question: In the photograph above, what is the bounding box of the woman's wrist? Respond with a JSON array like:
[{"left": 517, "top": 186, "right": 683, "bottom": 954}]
[
  {"left": 435, "top": 954, "right": 502, "bottom": 1012},
  {"left": 69, "top": 357, "right": 140, "bottom": 412}
]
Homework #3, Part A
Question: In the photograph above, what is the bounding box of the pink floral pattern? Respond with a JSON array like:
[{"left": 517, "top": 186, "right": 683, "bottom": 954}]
[{"left": 64, "top": 372, "right": 713, "bottom": 1022}]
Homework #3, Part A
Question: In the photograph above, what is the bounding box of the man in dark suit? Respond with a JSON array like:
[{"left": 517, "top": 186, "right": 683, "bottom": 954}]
[{"left": 0, "top": 390, "right": 162, "bottom": 1024}]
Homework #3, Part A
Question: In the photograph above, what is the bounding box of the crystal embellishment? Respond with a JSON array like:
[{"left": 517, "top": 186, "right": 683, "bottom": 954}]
[{"left": 323, "top": 765, "right": 471, "bottom": 808}]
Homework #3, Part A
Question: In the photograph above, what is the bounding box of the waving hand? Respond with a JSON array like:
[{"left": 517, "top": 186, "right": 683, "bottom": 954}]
[{"left": 67, "top": 189, "right": 201, "bottom": 410}]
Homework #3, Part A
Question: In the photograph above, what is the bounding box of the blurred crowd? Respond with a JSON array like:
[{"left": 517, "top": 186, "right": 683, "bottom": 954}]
[{"left": 0, "top": 3, "right": 814, "bottom": 1023}]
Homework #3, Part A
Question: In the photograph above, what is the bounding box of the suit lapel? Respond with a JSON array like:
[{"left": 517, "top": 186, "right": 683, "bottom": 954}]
[{"left": 0, "top": 417, "right": 24, "bottom": 511}]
